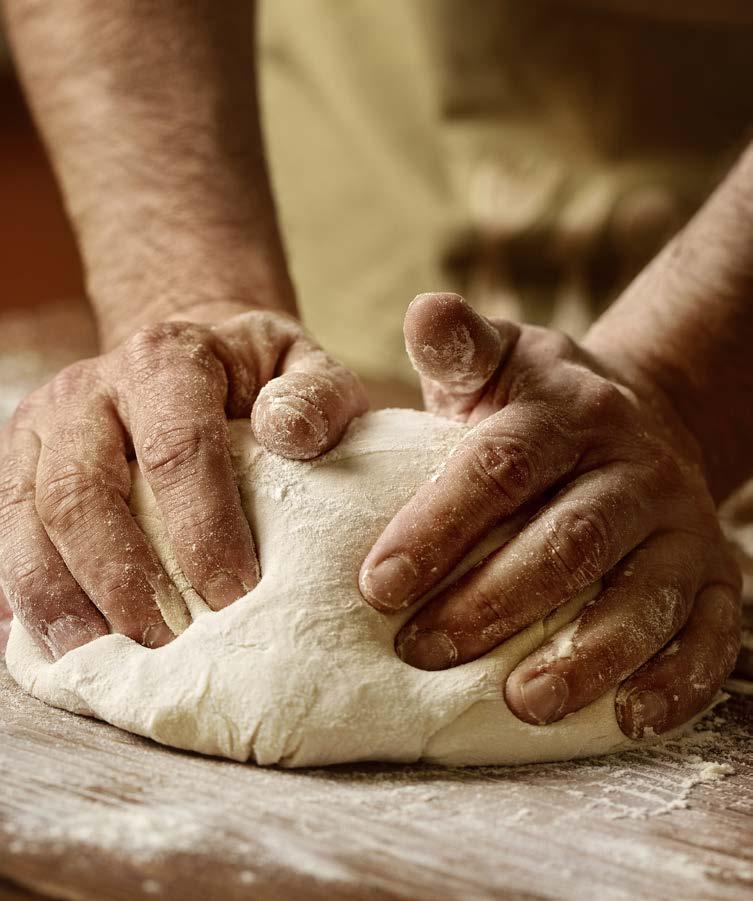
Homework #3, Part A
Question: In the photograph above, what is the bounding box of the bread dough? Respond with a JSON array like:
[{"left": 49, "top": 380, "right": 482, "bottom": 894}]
[{"left": 5, "top": 410, "right": 632, "bottom": 766}]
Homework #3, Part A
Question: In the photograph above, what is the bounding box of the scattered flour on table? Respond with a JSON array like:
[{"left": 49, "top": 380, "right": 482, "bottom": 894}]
[
  {"left": 2, "top": 704, "right": 748, "bottom": 861},
  {"left": 3, "top": 304, "right": 753, "bottom": 897}
]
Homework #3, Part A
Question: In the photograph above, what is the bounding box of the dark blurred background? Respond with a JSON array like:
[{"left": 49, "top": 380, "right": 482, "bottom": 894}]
[{"left": 0, "top": 72, "right": 84, "bottom": 313}]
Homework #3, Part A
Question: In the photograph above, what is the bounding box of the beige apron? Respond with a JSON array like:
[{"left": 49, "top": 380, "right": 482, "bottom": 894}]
[{"left": 258, "top": 0, "right": 753, "bottom": 384}]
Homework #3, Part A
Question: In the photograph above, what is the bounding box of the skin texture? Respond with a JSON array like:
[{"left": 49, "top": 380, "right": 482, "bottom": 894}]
[
  {"left": 0, "top": 1, "right": 367, "bottom": 659},
  {"left": 0, "top": 311, "right": 366, "bottom": 660},
  {"left": 2, "top": 0, "right": 295, "bottom": 346},
  {"left": 0, "top": 591, "right": 10, "bottom": 654},
  {"left": 361, "top": 294, "right": 741, "bottom": 739},
  {"left": 363, "top": 144, "right": 753, "bottom": 740},
  {"left": 2, "top": 0, "right": 751, "bottom": 742}
]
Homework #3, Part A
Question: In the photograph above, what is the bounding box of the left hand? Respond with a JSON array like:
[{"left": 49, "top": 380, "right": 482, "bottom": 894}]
[
  {"left": 0, "top": 589, "right": 10, "bottom": 654},
  {"left": 0, "top": 306, "right": 366, "bottom": 662},
  {"left": 359, "top": 293, "right": 741, "bottom": 739}
]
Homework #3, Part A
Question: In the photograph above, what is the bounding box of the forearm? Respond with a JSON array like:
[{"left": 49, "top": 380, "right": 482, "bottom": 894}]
[
  {"left": 585, "top": 142, "right": 753, "bottom": 503},
  {"left": 2, "top": 0, "right": 294, "bottom": 347}
]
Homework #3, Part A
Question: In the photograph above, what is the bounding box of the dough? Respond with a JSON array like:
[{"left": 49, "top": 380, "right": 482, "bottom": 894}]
[{"left": 5, "top": 410, "right": 632, "bottom": 766}]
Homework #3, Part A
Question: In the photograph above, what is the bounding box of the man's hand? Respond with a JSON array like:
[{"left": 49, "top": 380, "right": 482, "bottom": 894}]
[
  {"left": 360, "top": 293, "right": 741, "bottom": 740},
  {"left": 0, "top": 589, "right": 11, "bottom": 654},
  {"left": 0, "top": 309, "right": 366, "bottom": 661},
  {"left": 0, "top": 2, "right": 374, "bottom": 661}
]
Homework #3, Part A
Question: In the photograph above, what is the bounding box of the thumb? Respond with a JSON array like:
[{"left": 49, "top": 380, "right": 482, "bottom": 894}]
[
  {"left": 404, "top": 293, "right": 518, "bottom": 417},
  {"left": 251, "top": 339, "right": 368, "bottom": 460}
]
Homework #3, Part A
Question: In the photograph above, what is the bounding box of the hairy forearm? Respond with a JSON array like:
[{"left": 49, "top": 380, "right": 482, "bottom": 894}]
[
  {"left": 3, "top": 0, "right": 294, "bottom": 346},
  {"left": 586, "top": 142, "right": 753, "bottom": 502}
]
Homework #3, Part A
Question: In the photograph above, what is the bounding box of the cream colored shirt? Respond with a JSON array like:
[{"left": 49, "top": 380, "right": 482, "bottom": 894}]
[{"left": 259, "top": 1, "right": 753, "bottom": 385}]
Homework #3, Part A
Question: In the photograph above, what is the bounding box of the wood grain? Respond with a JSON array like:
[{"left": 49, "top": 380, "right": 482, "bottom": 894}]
[
  {"left": 1, "top": 662, "right": 753, "bottom": 901},
  {"left": 0, "top": 878, "right": 50, "bottom": 900}
]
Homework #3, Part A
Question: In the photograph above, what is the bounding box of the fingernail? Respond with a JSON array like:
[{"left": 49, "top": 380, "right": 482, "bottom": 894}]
[
  {"left": 623, "top": 689, "right": 668, "bottom": 738},
  {"left": 396, "top": 629, "right": 458, "bottom": 670},
  {"left": 47, "top": 615, "right": 101, "bottom": 660},
  {"left": 143, "top": 622, "right": 175, "bottom": 649},
  {"left": 360, "top": 555, "right": 418, "bottom": 610},
  {"left": 204, "top": 572, "right": 248, "bottom": 610},
  {"left": 262, "top": 397, "right": 328, "bottom": 459},
  {"left": 518, "top": 673, "right": 569, "bottom": 724}
]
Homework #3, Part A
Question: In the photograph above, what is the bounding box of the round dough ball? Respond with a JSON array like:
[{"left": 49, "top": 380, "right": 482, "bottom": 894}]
[{"left": 5, "top": 410, "right": 630, "bottom": 766}]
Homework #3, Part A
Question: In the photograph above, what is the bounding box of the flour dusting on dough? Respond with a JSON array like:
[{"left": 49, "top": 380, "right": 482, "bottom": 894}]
[{"left": 7, "top": 410, "right": 638, "bottom": 767}]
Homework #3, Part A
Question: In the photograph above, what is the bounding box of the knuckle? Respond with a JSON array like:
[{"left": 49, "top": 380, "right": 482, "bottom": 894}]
[
  {"left": 10, "top": 393, "right": 40, "bottom": 428},
  {"left": 48, "top": 360, "right": 102, "bottom": 410},
  {"left": 578, "top": 378, "right": 626, "bottom": 422},
  {"left": 13, "top": 362, "right": 100, "bottom": 423},
  {"left": 542, "top": 505, "right": 611, "bottom": 584},
  {"left": 3, "top": 553, "right": 48, "bottom": 607},
  {"left": 54, "top": 359, "right": 95, "bottom": 391},
  {"left": 36, "top": 464, "right": 102, "bottom": 531},
  {"left": 122, "top": 323, "right": 217, "bottom": 376},
  {"left": 645, "top": 448, "right": 685, "bottom": 494},
  {"left": 470, "top": 435, "right": 534, "bottom": 506},
  {"left": 533, "top": 328, "right": 576, "bottom": 362},
  {"left": 471, "top": 584, "right": 517, "bottom": 634},
  {"left": 123, "top": 322, "right": 185, "bottom": 359},
  {"left": 139, "top": 422, "right": 221, "bottom": 479},
  {"left": 96, "top": 587, "right": 151, "bottom": 639},
  {"left": 0, "top": 467, "right": 34, "bottom": 516},
  {"left": 653, "top": 581, "right": 691, "bottom": 640}
]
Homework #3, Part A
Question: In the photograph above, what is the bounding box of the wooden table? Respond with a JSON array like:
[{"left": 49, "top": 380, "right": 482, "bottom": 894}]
[{"left": 1, "top": 664, "right": 752, "bottom": 901}]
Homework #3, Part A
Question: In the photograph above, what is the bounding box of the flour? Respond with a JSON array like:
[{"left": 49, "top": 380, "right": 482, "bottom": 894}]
[
  {"left": 2, "top": 646, "right": 749, "bottom": 901},
  {"left": 6, "top": 410, "right": 651, "bottom": 766}
]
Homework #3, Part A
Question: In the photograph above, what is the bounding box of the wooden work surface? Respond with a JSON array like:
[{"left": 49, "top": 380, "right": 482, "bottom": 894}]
[
  {"left": 1, "top": 664, "right": 753, "bottom": 901},
  {"left": 0, "top": 322, "right": 752, "bottom": 899}
]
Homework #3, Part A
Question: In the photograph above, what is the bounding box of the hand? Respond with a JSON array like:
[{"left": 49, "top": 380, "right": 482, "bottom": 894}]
[
  {"left": 0, "top": 308, "right": 366, "bottom": 661},
  {"left": 360, "top": 293, "right": 741, "bottom": 740},
  {"left": 0, "top": 589, "right": 10, "bottom": 655}
]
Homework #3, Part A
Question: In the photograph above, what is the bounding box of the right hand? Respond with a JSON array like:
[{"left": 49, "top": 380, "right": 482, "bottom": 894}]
[
  {"left": 0, "top": 309, "right": 367, "bottom": 661},
  {"left": 360, "top": 294, "right": 741, "bottom": 740}
]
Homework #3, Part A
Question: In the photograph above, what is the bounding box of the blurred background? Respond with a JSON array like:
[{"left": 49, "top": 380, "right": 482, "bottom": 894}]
[
  {"left": 3, "top": 2, "right": 753, "bottom": 403},
  {"left": 1, "top": 0, "right": 753, "bottom": 665},
  {"left": 0, "top": 29, "right": 94, "bottom": 421}
]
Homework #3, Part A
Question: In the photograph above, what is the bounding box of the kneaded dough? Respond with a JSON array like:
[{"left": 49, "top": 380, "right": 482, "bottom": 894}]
[{"left": 5, "top": 410, "right": 633, "bottom": 767}]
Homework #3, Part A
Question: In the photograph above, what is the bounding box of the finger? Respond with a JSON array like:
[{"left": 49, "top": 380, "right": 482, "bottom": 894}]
[
  {"left": 395, "top": 463, "right": 661, "bottom": 671},
  {"left": 120, "top": 325, "right": 259, "bottom": 610},
  {"left": 503, "top": 531, "right": 707, "bottom": 725},
  {"left": 35, "top": 399, "right": 176, "bottom": 648},
  {"left": 404, "top": 293, "right": 518, "bottom": 418},
  {"left": 360, "top": 402, "right": 580, "bottom": 611},
  {"left": 0, "top": 425, "right": 109, "bottom": 660},
  {"left": 615, "top": 581, "right": 741, "bottom": 739},
  {"left": 0, "top": 587, "right": 13, "bottom": 654},
  {"left": 212, "top": 310, "right": 368, "bottom": 459},
  {"left": 251, "top": 340, "right": 368, "bottom": 460}
]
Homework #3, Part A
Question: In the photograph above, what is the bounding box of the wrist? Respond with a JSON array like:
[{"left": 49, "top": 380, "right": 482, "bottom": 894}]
[
  {"left": 68, "top": 133, "right": 297, "bottom": 347},
  {"left": 583, "top": 249, "right": 733, "bottom": 502},
  {"left": 88, "top": 230, "right": 297, "bottom": 350},
  {"left": 586, "top": 325, "right": 707, "bottom": 468}
]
